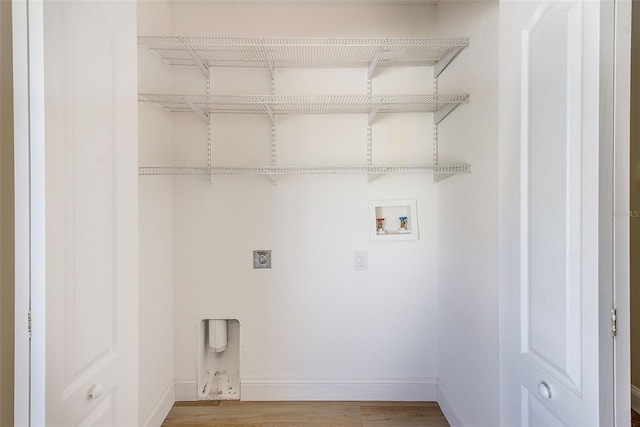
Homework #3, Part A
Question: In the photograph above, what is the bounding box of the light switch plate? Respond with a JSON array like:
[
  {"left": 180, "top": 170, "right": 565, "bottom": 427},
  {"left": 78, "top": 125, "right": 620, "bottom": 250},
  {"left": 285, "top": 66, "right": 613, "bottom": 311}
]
[{"left": 253, "top": 250, "right": 272, "bottom": 269}]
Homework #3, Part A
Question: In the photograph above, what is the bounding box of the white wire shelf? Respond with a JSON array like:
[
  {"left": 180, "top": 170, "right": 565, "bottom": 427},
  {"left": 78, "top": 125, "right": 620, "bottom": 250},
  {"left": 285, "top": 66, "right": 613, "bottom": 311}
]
[
  {"left": 138, "top": 94, "right": 468, "bottom": 116},
  {"left": 138, "top": 37, "right": 471, "bottom": 183},
  {"left": 138, "top": 36, "right": 469, "bottom": 71},
  {"left": 138, "top": 164, "right": 471, "bottom": 176}
]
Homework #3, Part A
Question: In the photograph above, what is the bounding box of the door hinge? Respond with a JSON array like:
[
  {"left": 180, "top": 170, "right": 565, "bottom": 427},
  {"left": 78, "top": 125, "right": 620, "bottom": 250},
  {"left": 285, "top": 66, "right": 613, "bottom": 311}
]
[
  {"left": 611, "top": 308, "right": 617, "bottom": 337},
  {"left": 28, "top": 310, "right": 32, "bottom": 340}
]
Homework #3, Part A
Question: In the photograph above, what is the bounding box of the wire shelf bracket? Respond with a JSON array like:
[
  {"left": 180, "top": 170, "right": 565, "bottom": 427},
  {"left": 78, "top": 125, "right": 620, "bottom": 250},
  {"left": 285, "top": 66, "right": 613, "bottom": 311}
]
[
  {"left": 434, "top": 101, "right": 463, "bottom": 126},
  {"left": 368, "top": 106, "right": 379, "bottom": 125},
  {"left": 180, "top": 37, "right": 209, "bottom": 79},
  {"left": 367, "top": 44, "right": 386, "bottom": 79},
  {"left": 184, "top": 98, "right": 210, "bottom": 125},
  {"left": 434, "top": 45, "right": 466, "bottom": 78},
  {"left": 262, "top": 39, "right": 275, "bottom": 81},
  {"left": 270, "top": 123, "right": 278, "bottom": 185},
  {"left": 434, "top": 172, "right": 459, "bottom": 182},
  {"left": 367, "top": 172, "right": 381, "bottom": 183},
  {"left": 264, "top": 103, "right": 276, "bottom": 126}
]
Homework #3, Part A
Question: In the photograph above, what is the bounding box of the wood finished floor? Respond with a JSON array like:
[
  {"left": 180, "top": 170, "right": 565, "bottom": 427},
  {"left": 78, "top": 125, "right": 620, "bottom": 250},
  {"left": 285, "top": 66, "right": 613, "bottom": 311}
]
[{"left": 162, "top": 401, "right": 450, "bottom": 427}]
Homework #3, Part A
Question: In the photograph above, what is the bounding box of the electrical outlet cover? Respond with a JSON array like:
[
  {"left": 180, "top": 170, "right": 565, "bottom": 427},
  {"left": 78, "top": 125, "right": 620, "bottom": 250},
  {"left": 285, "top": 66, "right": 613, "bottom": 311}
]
[
  {"left": 354, "top": 251, "right": 367, "bottom": 271},
  {"left": 253, "top": 250, "right": 272, "bottom": 269}
]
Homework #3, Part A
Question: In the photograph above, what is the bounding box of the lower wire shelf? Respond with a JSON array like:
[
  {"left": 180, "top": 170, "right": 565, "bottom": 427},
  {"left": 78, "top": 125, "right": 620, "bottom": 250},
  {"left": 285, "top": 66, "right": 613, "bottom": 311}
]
[{"left": 138, "top": 164, "right": 471, "bottom": 182}]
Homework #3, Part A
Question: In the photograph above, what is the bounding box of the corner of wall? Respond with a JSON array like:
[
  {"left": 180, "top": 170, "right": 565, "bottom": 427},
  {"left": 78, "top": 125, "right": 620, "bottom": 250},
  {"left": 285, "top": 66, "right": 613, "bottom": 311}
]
[
  {"left": 138, "top": 0, "right": 175, "bottom": 425},
  {"left": 437, "top": 380, "right": 467, "bottom": 427},
  {"left": 139, "top": 380, "right": 175, "bottom": 427},
  {"left": 434, "top": 1, "right": 499, "bottom": 426}
]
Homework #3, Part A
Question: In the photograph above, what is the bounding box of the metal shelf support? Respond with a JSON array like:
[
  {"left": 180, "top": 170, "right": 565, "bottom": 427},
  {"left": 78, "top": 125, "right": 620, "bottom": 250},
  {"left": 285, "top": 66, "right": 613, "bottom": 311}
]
[
  {"left": 186, "top": 93, "right": 214, "bottom": 184},
  {"left": 367, "top": 44, "right": 385, "bottom": 79},
  {"left": 268, "top": 64, "right": 277, "bottom": 184},
  {"left": 434, "top": 102, "right": 463, "bottom": 126},
  {"left": 206, "top": 77, "right": 213, "bottom": 184},
  {"left": 184, "top": 99, "right": 210, "bottom": 125},
  {"left": 368, "top": 106, "right": 379, "bottom": 126},
  {"left": 434, "top": 45, "right": 466, "bottom": 78},
  {"left": 264, "top": 103, "right": 276, "bottom": 126},
  {"left": 367, "top": 171, "right": 381, "bottom": 183},
  {"left": 434, "top": 172, "right": 458, "bottom": 182},
  {"left": 262, "top": 39, "right": 275, "bottom": 81},
  {"left": 366, "top": 123, "right": 375, "bottom": 182},
  {"left": 180, "top": 37, "right": 209, "bottom": 79},
  {"left": 269, "top": 125, "right": 277, "bottom": 185}
]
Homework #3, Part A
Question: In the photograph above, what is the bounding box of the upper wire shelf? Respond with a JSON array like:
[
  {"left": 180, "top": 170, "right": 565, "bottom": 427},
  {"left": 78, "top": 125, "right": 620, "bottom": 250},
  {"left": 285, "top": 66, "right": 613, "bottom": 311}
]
[
  {"left": 138, "top": 36, "right": 469, "bottom": 73},
  {"left": 140, "top": 164, "right": 471, "bottom": 175},
  {"left": 138, "top": 94, "right": 468, "bottom": 116},
  {"left": 138, "top": 164, "right": 471, "bottom": 183}
]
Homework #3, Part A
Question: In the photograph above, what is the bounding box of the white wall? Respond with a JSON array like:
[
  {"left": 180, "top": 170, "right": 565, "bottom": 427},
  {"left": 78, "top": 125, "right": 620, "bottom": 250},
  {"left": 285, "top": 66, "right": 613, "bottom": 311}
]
[
  {"left": 435, "top": 2, "right": 500, "bottom": 426},
  {"left": 137, "top": 1, "right": 501, "bottom": 417},
  {"left": 138, "top": 1, "right": 176, "bottom": 425},
  {"left": 166, "top": 2, "right": 442, "bottom": 400}
]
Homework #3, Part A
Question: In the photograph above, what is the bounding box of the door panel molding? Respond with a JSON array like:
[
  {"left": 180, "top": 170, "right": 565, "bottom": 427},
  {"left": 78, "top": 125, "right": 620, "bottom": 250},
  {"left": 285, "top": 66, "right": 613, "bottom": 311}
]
[
  {"left": 519, "top": 0, "right": 584, "bottom": 396},
  {"left": 42, "top": 1, "right": 139, "bottom": 425},
  {"left": 60, "top": 0, "right": 119, "bottom": 388},
  {"left": 499, "top": 0, "right": 615, "bottom": 424}
]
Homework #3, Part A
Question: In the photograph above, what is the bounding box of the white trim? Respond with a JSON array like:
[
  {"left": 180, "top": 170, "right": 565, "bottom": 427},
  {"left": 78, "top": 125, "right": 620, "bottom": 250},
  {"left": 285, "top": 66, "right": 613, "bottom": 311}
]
[
  {"left": 140, "top": 380, "right": 175, "bottom": 427},
  {"left": 26, "top": 0, "right": 46, "bottom": 424},
  {"left": 613, "top": 0, "right": 632, "bottom": 424},
  {"left": 240, "top": 377, "right": 436, "bottom": 401},
  {"left": 12, "top": 0, "right": 46, "bottom": 424},
  {"left": 631, "top": 385, "right": 640, "bottom": 414},
  {"left": 437, "top": 380, "right": 466, "bottom": 427},
  {"left": 174, "top": 378, "right": 198, "bottom": 402},
  {"left": 11, "top": 0, "right": 31, "bottom": 423},
  {"left": 167, "top": 0, "right": 437, "bottom": 4},
  {"left": 174, "top": 377, "right": 437, "bottom": 402}
]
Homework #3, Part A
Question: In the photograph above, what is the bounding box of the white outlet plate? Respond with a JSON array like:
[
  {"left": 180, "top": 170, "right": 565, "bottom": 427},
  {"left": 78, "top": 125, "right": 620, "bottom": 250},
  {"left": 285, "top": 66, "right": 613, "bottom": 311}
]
[{"left": 354, "top": 251, "right": 367, "bottom": 271}]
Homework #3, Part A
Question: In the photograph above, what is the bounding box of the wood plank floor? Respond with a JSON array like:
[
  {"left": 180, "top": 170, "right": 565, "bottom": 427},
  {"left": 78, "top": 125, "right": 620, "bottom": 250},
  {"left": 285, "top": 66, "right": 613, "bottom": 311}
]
[{"left": 162, "top": 401, "right": 450, "bottom": 426}]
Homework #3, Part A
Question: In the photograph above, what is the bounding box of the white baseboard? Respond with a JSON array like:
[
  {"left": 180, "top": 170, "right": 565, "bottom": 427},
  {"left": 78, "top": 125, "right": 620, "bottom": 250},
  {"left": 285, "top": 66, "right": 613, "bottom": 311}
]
[
  {"left": 140, "top": 380, "right": 175, "bottom": 427},
  {"left": 437, "top": 380, "right": 466, "bottom": 427},
  {"left": 631, "top": 384, "right": 640, "bottom": 413},
  {"left": 173, "top": 377, "right": 437, "bottom": 402},
  {"left": 175, "top": 378, "right": 198, "bottom": 401},
  {"left": 240, "top": 377, "right": 437, "bottom": 401}
]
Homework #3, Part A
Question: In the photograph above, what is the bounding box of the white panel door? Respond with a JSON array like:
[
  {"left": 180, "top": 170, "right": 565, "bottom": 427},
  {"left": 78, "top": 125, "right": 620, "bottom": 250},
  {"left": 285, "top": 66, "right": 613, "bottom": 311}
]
[
  {"left": 43, "top": 1, "right": 138, "bottom": 426},
  {"left": 499, "top": 0, "right": 614, "bottom": 425}
]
